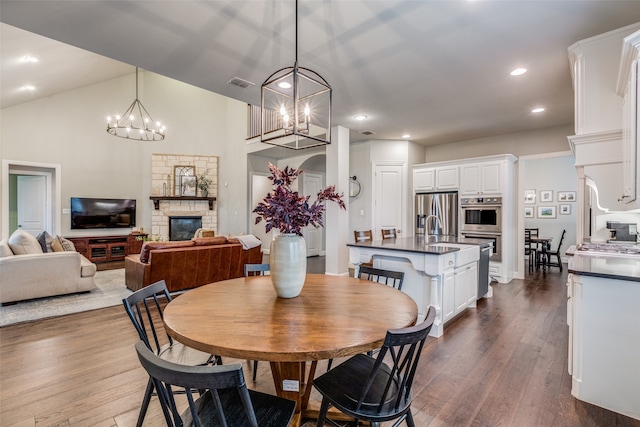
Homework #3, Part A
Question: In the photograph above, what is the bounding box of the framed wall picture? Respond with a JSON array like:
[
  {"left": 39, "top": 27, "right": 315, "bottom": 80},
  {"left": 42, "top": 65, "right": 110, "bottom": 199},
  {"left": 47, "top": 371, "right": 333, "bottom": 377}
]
[
  {"left": 174, "top": 165, "right": 195, "bottom": 196},
  {"left": 560, "top": 204, "right": 571, "bottom": 215},
  {"left": 180, "top": 175, "right": 197, "bottom": 196},
  {"left": 540, "top": 190, "right": 553, "bottom": 202},
  {"left": 537, "top": 206, "right": 556, "bottom": 218},
  {"left": 524, "top": 189, "right": 536, "bottom": 204},
  {"left": 524, "top": 206, "right": 534, "bottom": 218},
  {"left": 558, "top": 191, "right": 576, "bottom": 202}
]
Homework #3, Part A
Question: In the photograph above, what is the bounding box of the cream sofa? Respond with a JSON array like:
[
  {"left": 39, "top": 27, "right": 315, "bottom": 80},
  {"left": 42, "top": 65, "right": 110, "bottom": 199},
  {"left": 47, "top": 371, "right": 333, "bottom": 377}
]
[{"left": 0, "top": 232, "right": 97, "bottom": 304}]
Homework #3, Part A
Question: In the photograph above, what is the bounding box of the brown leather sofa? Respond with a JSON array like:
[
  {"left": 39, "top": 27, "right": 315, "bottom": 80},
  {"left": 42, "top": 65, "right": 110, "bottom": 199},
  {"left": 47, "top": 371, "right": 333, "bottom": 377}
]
[{"left": 124, "top": 236, "right": 262, "bottom": 292}]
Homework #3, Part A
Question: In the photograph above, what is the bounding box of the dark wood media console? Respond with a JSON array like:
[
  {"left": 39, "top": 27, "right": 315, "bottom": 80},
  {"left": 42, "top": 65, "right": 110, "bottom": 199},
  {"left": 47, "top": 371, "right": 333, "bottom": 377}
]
[{"left": 67, "top": 233, "right": 147, "bottom": 263}]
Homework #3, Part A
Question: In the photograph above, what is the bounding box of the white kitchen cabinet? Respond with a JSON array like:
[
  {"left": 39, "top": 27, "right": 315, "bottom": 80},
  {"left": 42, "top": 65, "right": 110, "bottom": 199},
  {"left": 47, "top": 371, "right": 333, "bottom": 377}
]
[
  {"left": 566, "top": 271, "right": 640, "bottom": 420},
  {"left": 617, "top": 30, "right": 640, "bottom": 208},
  {"left": 413, "top": 168, "right": 436, "bottom": 191},
  {"left": 442, "top": 268, "right": 455, "bottom": 322},
  {"left": 453, "top": 262, "right": 478, "bottom": 314},
  {"left": 460, "top": 161, "right": 502, "bottom": 195},
  {"left": 413, "top": 165, "right": 459, "bottom": 192}
]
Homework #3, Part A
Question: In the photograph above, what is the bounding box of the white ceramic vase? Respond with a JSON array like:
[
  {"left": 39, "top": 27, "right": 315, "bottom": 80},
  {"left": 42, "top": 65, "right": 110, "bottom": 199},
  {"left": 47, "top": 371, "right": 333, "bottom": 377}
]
[{"left": 270, "top": 233, "right": 307, "bottom": 298}]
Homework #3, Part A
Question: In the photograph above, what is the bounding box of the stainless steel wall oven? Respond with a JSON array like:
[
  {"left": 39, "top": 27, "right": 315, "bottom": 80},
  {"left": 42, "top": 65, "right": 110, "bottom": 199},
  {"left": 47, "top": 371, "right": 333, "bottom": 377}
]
[
  {"left": 461, "top": 232, "right": 501, "bottom": 261},
  {"left": 460, "top": 197, "right": 502, "bottom": 233}
]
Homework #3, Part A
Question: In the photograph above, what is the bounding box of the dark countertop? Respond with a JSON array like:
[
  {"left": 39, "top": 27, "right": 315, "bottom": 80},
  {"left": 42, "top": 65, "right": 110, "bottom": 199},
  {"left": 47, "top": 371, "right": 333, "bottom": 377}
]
[
  {"left": 568, "top": 253, "right": 640, "bottom": 282},
  {"left": 346, "top": 235, "right": 493, "bottom": 256}
]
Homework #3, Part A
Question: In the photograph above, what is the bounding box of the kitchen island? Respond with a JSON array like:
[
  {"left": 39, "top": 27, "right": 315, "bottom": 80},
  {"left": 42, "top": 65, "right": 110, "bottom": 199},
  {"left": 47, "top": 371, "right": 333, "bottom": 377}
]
[
  {"left": 347, "top": 235, "right": 492, "bottom": 337},
  {"left": 566, "top": 249, "right": 640, "bottom": 421}
]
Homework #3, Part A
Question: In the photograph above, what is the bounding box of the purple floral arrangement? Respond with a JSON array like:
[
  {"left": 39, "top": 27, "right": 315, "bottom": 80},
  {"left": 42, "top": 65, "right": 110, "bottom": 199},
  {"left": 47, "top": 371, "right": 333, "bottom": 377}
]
[{"left": 254, "top": 163, "right": 346, "bottom": 235}]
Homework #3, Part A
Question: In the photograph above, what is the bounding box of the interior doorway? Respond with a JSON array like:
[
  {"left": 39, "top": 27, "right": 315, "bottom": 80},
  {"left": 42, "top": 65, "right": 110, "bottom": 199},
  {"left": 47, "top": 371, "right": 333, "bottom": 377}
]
[
  {"left": 2, "top": 160, "right": 61, "bottom": 238},
  {"left": 516, "top": 151, "right": 576, "bottom": 279}
]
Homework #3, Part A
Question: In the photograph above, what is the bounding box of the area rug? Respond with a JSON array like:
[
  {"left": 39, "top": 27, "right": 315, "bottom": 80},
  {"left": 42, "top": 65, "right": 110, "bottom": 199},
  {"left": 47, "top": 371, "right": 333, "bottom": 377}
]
[{"left": 0, "top": 268, "right": 131, "bottom": 327}]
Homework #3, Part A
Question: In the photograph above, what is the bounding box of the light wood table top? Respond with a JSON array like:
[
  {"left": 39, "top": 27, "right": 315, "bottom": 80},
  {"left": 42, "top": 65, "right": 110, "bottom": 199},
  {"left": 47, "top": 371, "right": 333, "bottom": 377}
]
[
  {"left": 163, "top": 274, "right": 418, "bottom": 426},
  {"left": 164, "top": 274, "right": 418, "bottom": 362}
]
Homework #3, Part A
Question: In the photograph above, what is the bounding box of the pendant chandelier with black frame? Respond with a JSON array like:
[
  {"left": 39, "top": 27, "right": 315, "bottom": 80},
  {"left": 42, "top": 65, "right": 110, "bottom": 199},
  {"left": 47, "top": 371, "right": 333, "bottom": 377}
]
[
  {"left": 106, "top": 67, "right": 166, "bottom": 141},
  {"left": 260, "top": 0, "right": 332, "bottom": 150}
]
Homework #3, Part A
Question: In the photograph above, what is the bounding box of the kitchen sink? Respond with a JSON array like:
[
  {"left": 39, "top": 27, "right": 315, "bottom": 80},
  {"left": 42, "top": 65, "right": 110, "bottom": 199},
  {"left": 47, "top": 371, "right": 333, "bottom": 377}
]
[{"left": 427, "top": 243, "right": 480, "bottom": 266}]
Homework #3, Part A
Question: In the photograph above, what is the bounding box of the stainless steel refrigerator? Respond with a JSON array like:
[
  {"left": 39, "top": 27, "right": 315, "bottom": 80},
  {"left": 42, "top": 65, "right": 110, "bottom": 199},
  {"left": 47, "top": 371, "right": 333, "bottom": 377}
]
[{"left": 415, "top": 191, "right": 458, "bottom": 236}]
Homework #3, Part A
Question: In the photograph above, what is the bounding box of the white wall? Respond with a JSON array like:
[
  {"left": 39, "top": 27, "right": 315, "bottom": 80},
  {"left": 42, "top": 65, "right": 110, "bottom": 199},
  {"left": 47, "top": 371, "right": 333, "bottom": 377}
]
[
  {"left": 423, "top": 124, "right": 574, "bottom": 163},
  {"left": 1, "top": 71, "right": 250, "bottom": 238},
  {"left": 523, "top": 155, "right": 578, "bottom": 252}
]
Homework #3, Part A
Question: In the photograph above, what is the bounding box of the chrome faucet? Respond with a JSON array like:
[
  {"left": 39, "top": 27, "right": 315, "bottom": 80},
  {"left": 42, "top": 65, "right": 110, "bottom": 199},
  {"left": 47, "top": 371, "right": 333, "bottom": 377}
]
[{"left": 425, "top": 215, "right": 442, "bottom": 235}]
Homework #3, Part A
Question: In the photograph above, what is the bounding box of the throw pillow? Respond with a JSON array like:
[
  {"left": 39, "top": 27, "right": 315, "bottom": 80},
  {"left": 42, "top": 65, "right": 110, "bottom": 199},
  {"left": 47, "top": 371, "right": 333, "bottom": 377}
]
[
  {"left": 0, "top": 239, "right": 14, "bottom": 257},
  {"left": 36, "top": 231, "right": 55, "bottom": 252},
  {"left": 51, "top": 239, "right": 64, "bottom": 252},
  {"left": 56, "top": 236, "right": 76, "bottom": 252},
  {"left": 192, "top": 236, "right": 227, "bottom": 246},
  {"left": 8, "top": 229, "right": 43, "bottom": 255}
]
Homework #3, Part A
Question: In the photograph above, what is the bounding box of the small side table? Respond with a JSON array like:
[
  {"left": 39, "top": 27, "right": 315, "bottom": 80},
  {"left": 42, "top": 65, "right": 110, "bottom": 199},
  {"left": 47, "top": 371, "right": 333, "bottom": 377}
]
[{"left": 127, "top": 233, "right": 148, "bottom": 254}]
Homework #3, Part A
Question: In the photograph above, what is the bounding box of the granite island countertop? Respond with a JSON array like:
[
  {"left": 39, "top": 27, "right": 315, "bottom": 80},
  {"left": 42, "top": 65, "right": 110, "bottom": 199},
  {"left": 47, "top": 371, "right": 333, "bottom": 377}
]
[
  {"left": 346, "top": 235, "right": 493, "bottom": 256},
  {"left": 568, "top": 252, "right": 640, "bottom": 282}
]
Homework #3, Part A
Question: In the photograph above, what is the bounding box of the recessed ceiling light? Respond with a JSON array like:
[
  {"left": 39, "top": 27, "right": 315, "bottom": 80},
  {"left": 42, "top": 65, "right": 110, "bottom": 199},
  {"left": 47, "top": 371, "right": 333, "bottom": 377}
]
[
  {"left": 510, "top": 68, "right": 527, "bottom": 76},
  {"left": 531, "top": 107, "right": 545, "bottom": 113},
  {"left": 22, "top": 55, "right": 39, "bottom": 63},
  {"left": 20, "top": 85, "right": 36, "bottom": 91},
  {"left": 354, "top": 114, "right": 368, "bottom": 121},
  {"left": 402, "top": 134, "right": 411, "bottom": 138},
  {"left": 278, "top": 82, "right": 292, "bottom": 89}
]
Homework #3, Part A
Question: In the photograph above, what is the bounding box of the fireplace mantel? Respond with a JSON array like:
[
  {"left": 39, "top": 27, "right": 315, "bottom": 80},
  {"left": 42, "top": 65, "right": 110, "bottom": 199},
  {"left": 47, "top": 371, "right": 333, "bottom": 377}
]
[{"left": 150, "top": 196, "right": 216, "bottom": 210}]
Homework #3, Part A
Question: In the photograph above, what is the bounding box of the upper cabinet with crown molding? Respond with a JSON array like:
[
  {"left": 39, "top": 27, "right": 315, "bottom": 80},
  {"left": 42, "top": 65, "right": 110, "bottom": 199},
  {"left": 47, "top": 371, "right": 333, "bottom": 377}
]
[
  {"left": 616, "top": 29, "right": 640, "bottom": 208},
  {"left": 568, "top": 23, "right": 640, "bottom": 216}
]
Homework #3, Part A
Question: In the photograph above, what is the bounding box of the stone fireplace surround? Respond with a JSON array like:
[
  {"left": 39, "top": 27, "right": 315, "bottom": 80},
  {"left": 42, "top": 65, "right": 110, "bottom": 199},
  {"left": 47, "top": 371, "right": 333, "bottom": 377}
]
[{"left": 150, "top": 154, "right": 218, "bottom": 239}]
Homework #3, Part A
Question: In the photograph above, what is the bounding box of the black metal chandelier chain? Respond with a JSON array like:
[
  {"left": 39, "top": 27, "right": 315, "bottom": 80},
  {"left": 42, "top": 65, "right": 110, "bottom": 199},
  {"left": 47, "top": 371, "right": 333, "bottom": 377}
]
[{"left": 295, "top": 0, "right": 299, "bottom": 65}]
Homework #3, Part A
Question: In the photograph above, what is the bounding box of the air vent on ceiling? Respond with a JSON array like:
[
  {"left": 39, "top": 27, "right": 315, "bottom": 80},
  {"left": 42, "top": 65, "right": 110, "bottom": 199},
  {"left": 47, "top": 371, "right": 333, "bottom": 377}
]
[
  {"left": 360, "top": 130, "right": 375, "bottom": 136},
  {"left": 227, "top": 77, "right": 255, "bottom": 89}
]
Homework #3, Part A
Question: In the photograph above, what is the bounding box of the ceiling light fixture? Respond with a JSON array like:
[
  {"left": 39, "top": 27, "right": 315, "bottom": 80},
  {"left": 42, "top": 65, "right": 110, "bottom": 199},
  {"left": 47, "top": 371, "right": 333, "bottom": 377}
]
[
  {"left": 531, "top": 107, "right": 545, "bottom": 113},
  {"left": 402, "top": 134, "right": 411, "bottom": 138},
  {"left": 260, "top": 0, "right": 332, "bottom": 150},
  {"left": 511, "top": 68, "right": 527, "bottom": 76},
  {"left": 22, "top": 55, "right": 39, "bottom": 63},
  {"left": 20, "top": 84, "right": 35, "bottom": 91},
  {"left": 354, "top": 114, "right": 368, "bottom": 121},
  {"left": 106, "top": 67, "right": 165, "bottom": 141}
]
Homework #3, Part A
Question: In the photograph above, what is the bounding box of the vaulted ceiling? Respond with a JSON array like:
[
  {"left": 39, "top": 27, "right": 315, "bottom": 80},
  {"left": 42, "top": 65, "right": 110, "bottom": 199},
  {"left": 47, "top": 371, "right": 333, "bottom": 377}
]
[{"left": 2, "top": 1, "right": 640, "bottom": 146}]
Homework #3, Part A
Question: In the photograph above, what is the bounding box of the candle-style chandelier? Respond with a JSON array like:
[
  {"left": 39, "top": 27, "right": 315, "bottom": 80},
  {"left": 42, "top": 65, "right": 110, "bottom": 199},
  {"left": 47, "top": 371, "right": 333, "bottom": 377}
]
[
  {"left": 261, "top": 0, "right": 332, "bottom": 149},
  {"left": 106, "top": 67, "right": 165, "bottom": 141}
]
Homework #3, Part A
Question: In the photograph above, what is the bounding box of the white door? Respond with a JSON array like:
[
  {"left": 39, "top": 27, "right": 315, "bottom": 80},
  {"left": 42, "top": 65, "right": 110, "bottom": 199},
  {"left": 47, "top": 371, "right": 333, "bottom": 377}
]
[
  {"left": 374, "top": 164, "right": 404, "bottom": 238},
  {"left": 17, "top": 175, "right": 47, "bottom": 236},
  {"left": 302, "top": 173, "right": 322, "bottom": 256},
  {"left": 251, "top": 174, "right": 272, "bottom": 252}
]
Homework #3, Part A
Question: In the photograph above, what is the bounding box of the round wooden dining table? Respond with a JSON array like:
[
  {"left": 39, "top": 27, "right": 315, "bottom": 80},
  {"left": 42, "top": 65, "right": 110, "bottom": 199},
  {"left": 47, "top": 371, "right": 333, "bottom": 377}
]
[{"left": 163, "top": 273, "right": 418, "bottom": 426}]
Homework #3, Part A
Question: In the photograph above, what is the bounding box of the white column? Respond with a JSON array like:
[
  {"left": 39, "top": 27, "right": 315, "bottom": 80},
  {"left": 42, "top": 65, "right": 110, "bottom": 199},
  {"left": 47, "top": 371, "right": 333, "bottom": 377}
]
[{"left": 325, "top": 126, "right": 350, "bottom": 275}]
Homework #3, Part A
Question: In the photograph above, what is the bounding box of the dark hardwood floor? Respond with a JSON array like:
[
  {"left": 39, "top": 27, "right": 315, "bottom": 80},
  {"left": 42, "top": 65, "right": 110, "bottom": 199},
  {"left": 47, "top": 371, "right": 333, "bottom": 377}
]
[{"left": 1, "top": 263, "right": 638, "bottom": 426}]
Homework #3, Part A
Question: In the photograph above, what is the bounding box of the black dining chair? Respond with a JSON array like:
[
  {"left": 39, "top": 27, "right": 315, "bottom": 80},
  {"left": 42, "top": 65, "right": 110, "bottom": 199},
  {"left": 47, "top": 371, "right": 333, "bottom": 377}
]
[
  {"left": 123, "top": 280, "right": 220, "bottom": 427},
  {"left": 524, "top": 228, "right": 538, "bottom": 273},
  {"left": 243, "top": 264, "right": 270, "bottom": 381},
  {"left": 540, "top": 229, "right": 566, "bottom": 271},
  {"left": 357, "top": 265, "right": 405, "bottom": 291},
  {"left": 314, "top": 306, "right": 436, "bottom": 427},
  {"left": 134, "top": 341, "right": 296, "bottom": 427},
  {"left": 327, "top": 266, "right": 405, "bottom": 371}
]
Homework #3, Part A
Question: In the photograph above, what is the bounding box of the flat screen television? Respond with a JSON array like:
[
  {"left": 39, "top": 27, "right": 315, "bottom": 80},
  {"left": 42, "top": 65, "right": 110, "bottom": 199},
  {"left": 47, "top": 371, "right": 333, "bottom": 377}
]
[{"left": 71, "top": 197, "right": 136, "bottom": 229}]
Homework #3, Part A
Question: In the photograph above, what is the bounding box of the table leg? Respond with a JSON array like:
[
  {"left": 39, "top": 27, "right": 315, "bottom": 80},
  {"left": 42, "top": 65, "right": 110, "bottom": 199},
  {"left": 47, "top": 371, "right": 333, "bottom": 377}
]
[
  {"left": 270, "top": 361, "right": 310, "bottom": 427},
  {"left": 270, "top": 361, "right": 356, "bottom": 426}
]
